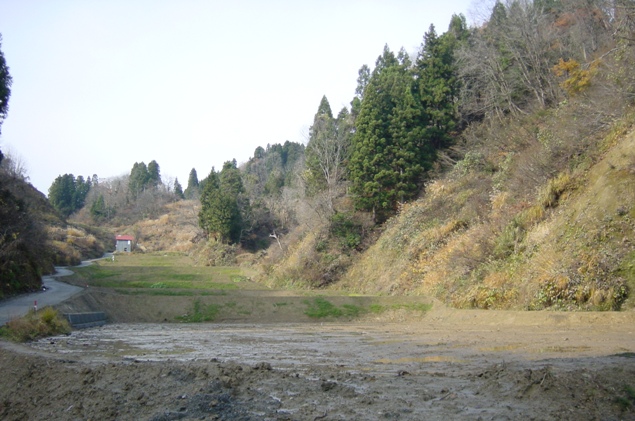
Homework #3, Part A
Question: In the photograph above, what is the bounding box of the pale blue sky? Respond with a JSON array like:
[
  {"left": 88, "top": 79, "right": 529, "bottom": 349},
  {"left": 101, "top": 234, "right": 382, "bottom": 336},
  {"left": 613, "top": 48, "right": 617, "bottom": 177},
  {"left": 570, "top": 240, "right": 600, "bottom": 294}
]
[{"left": 0, "top": 0, "right": 480, "bottom": 194}]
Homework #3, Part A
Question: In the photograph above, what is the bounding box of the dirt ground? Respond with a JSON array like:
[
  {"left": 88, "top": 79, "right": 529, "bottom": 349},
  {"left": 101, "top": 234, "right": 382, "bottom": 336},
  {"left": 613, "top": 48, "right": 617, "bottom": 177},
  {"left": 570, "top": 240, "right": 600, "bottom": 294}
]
[{"left": 1, "top": 303, "right": 635, "bottom": 420}]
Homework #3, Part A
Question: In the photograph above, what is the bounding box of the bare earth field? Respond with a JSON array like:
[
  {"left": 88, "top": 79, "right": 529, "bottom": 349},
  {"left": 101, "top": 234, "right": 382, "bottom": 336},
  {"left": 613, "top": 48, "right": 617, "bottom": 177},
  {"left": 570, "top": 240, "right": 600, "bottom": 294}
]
[{"left": 1, "top": 304, "right": 635, "bottom": 420}]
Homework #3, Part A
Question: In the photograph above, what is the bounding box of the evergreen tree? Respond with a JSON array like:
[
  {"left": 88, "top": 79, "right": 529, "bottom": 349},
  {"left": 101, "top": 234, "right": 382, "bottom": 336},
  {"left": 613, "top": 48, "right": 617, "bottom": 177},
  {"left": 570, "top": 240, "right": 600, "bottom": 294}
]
[
  {"left": 254, "top": 146, "right": 265, "bottom": 159},
  {"left": 0, "top": 34, "right": 11, "bottom": 137},
  {"left": 184, "top": 168, "right": 199, "bottom": 199},
  {"left": 348, "top": 45, "right": 429, "bottom": 221},
  {"left": 351, "top": 65, "right": 368, "bottom": 121},
  {"left": 335, "top": 107, "right": 354, "bottom": 162},
  {"left": 348, "top": 23, "right": 467, "bottom": 222},
  {"left": 0, "top": 34, "right": 11, "bottom": 162},
  {"left": 199, "top": 168, "right": 242, "bottom": 244},
  {"left": 219, "top": 159, "right": 246, "bottom": 241},
  {"left": 315, "top": 95, "right": 333, "bottom": 119},
  {"left": 49, "top": 174, "right": 81, "bottom": 217},
  {"left": 355, "top": 64, "right": 370, "bottom": 99},
  {"left": 147, "top": 160, "right": 161, "bottom": 188},
  {"left": 281, "top": 141, "right": 304, "bottom": 184},
  {"left": 90, "top": 194, "right": 107, "bottom": 220},
  {"left": 129, "top": 162, "right": 149, "bottom": 198},
  {"left": 414, "top": 22, "right": 465, "bottom": 149},
  {"left": 74, "top": 175, "right": 91, "bottom": 210},
  {"left": 219, "top": 159, "right": 244, "bottom": 195},
  {"left": 173, "top": 178, "right": 185, "bottom": 199}
]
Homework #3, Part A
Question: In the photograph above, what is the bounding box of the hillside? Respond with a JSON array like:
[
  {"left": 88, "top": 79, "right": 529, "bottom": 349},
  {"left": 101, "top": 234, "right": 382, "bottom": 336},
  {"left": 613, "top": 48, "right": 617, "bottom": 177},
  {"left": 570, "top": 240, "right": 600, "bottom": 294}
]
[
  {"left": 333, "top": 108, "right": 635, "bottom": 310},
  {"left": 0, "top": 171, "right": 113, "bottom": 298}
]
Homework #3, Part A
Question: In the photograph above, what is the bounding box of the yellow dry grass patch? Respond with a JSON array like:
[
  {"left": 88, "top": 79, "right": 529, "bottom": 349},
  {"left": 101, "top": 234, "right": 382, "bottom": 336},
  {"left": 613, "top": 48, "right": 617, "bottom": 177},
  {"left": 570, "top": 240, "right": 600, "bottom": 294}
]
[{"left": 117, "top": 200, "right": 202, "bottom": 254}]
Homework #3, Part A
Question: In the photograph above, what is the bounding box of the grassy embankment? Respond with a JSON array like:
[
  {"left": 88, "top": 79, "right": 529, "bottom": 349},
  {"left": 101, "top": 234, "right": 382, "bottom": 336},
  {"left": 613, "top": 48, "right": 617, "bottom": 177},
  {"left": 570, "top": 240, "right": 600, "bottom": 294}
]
[{"left": 63, "top": 253, "right": 431, "bottom": 323}]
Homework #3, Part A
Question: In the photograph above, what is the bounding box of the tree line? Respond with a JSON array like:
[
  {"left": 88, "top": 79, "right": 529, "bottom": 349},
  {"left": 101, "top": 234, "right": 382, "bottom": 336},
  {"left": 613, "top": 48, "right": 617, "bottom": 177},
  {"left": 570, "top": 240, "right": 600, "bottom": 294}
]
[{"left": 48, "top": 159, "right": 187, "bottom": 223}]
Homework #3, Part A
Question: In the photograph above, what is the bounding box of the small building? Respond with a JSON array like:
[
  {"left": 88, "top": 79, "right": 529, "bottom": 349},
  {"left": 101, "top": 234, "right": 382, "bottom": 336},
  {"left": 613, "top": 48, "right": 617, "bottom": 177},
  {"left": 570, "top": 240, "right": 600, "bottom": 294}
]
[{"left": 115, "top": 235, "right": 134, "bottom": 253}]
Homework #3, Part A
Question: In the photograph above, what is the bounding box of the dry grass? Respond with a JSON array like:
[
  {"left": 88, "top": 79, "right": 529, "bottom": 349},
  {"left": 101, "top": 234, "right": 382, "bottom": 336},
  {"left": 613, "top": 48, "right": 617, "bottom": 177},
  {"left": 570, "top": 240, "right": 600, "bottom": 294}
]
[
  {"left": 327, "top": 99, "right": 635, "bottom": 310},
  {"left": 115, "top": 200, "right": 202, "bottom": 254},
  {"left": 46, "top": 225, "right": 110, "bottom": 265},
  {"left": 0, "top": 307, "right": 71, "bottom": 342}
]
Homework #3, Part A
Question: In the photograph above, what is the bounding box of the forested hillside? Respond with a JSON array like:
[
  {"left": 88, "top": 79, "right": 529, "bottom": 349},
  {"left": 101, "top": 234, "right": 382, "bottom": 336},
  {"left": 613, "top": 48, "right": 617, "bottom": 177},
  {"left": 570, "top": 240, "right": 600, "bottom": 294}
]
[{"left": 0, "top": 150, "right": 114, "bottom": 298}]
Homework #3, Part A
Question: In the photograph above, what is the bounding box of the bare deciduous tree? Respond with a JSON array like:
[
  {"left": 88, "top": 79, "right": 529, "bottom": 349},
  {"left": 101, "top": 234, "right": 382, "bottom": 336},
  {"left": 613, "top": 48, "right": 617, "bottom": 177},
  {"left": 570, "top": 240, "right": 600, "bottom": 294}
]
[{"left": 0, "top": 148, "right": 29, "bottom": 181}]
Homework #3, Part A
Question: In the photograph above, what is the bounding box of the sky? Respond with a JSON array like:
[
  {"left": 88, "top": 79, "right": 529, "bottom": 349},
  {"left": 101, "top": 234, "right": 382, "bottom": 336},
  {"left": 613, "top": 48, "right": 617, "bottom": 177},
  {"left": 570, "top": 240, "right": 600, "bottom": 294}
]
[{"left": 0, "top": 0, "right": 480, "bottom": 195}]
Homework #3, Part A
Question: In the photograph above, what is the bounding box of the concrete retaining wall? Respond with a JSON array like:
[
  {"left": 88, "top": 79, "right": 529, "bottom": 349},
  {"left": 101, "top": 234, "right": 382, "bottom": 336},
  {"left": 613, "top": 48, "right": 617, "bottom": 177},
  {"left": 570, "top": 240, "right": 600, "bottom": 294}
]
[{"left": 64, "top": 312, "right": 107, "bottom": 329}]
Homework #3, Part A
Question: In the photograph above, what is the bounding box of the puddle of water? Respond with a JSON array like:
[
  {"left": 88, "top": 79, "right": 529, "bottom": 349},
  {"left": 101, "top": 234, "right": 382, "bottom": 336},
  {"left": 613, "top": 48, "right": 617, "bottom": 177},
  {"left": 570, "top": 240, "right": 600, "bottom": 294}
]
[
  {"left": 367, "top": 339, "right": 406, "bottom": 345},
  {"left": 479, "top": 344, "right": 524, "bottom": 352},
  {"left": 375, "top": 356, "right": 466, "bottom": 364},
  {"left": 536, "top": 345, "right": 592, "bottom": 353}
]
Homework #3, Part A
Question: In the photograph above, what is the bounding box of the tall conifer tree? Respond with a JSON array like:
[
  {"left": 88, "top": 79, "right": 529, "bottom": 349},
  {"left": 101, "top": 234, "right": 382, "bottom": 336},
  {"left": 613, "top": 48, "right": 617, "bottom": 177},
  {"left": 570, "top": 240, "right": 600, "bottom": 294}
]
[
  {"left": 348, "top": 45, "right": 429, "bottom": 221},
  {"left": 0, "top": 34, "right": 11, "bottom": 138},
  {"left": 199, "top": 166, "right": 243, "bottom": 244},
  {"left": 173, "top": 178, "right": 184, "bottom": 199},
  {"left": 184, "top": 168, "right": 200, "bottom": 199},
  {"left": 147, "top": 160, "right": 161, "bottom": 188}
]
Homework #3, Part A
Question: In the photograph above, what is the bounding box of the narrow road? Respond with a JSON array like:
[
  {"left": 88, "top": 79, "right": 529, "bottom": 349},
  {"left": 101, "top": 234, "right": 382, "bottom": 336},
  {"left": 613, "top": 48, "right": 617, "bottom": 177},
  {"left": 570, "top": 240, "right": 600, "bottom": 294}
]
[{"left": 0, "top": 255, "right": 110, "bottom": 326}]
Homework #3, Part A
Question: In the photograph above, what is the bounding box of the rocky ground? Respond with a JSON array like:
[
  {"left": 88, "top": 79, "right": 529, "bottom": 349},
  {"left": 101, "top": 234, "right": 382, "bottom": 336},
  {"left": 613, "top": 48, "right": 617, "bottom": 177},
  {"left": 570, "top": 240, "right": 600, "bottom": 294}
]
[{"left": 1, "top": 305, "right": 635, "bottom": 420}]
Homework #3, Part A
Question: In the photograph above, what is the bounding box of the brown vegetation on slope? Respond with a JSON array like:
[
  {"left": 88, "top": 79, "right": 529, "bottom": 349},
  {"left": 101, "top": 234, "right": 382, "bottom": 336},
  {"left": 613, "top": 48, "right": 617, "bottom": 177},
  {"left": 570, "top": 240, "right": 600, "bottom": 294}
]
[
  {"left": 336, "top": 94, "right": 635, "bottom": 310},
  {"left": 111, "top": 200, "right": 202, "bottom": 255}
]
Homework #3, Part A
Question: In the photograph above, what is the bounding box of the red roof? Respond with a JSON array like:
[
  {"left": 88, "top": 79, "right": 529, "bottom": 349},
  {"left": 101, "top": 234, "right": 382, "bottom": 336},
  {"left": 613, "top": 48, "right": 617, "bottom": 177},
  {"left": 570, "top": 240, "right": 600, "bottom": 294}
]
[{"left": 116, "top": 235, "right": 134, "bottom": 241}]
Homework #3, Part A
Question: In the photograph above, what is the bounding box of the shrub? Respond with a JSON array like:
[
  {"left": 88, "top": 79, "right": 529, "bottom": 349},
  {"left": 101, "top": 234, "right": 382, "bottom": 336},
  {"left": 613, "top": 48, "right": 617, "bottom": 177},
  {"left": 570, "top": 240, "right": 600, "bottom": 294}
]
[
  {"left": 540, "top": 172, "right": 575, "bottom": 208},
  {"left": 0, "top": 307, "right": 71, "bottom": 342},
  {"left": 303, "top": 297, "right": 363, "bottom": 318},
  {"left": 197, "top": 240, "right": 237, "bottom": 266},
  {"left": 330, "top": 212, "right": 362, "bottom": 250},
  {"left": 176, "top": 300, "right": 220, "bottom": 322}
]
